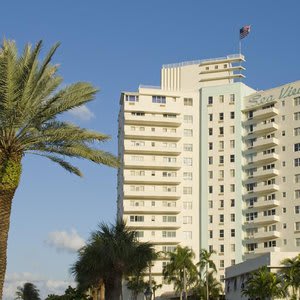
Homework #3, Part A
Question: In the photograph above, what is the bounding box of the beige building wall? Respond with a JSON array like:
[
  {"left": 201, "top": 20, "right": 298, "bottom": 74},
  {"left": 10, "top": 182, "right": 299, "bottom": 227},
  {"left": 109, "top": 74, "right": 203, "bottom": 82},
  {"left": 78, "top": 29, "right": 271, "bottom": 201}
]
[{"left": 117, "top": 54, "right": 248, "bottom": 298}]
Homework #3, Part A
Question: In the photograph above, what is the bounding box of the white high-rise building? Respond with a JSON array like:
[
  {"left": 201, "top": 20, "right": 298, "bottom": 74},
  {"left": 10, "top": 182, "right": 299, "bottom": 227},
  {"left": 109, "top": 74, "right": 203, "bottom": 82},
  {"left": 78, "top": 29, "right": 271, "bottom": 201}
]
[{"left": 117, "top": 54, "right": 300, "bottom": 298}]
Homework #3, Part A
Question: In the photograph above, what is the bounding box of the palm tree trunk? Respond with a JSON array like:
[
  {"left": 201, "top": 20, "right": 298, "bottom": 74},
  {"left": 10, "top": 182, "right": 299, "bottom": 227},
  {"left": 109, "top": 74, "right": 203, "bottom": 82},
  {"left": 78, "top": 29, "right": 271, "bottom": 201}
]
[
  {"left": 104, "top": 275, "right": 122, "bottom": 300},
  {"left": 0, "top": 156, "right": 22, "bottom": 300},
  {"left": 206, "top": 265, "right": 209, "bottom": 300}
]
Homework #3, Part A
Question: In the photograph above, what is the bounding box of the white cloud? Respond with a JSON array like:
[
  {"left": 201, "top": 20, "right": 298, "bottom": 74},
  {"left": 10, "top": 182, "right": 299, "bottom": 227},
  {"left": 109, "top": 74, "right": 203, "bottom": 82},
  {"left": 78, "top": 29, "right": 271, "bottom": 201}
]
[
  {"left": 68, "top": 105, "right": 95, "bottom": 121},
  {"left": 45, "top": 229, "right": 85, "bottom": 253},
  {"left": 4, "top": 272, "right": 75, "bottom": 300}
]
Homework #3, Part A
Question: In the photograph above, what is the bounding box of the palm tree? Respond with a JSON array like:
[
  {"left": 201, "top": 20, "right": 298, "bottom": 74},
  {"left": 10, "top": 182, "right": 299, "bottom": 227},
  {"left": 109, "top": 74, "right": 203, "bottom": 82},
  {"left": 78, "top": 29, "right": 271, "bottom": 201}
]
[
  {"left": 0, "top": 40, "right": 119, "bottom": 299},
  {"left": 72, "top": 220, "right": 155, "bottom": 300},
  {"left": 163, "top": 246, "right": 197, "bottom": 300},
  {"left": 194, "top": 271, "right": 222, "bottom": 300},
  {"left": 15, "top": 282, "right": 41, "bottom": 300},
  {"left": 242, "top": 266, "right": 286, "bottom": 300},
  {"left": 281, "top": 254, "right": 300, "bottom": 299},
  {"left": 197, "top": 249, "right": 216, "bottom": 300}
]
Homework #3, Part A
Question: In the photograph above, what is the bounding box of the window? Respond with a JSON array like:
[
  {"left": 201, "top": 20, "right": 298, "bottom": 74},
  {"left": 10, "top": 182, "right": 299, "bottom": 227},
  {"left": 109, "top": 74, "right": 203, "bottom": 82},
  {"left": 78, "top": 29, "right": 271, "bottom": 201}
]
[
  {"left": 209, "top": 156, "right": 213, "bottom": 164},
  {"left": 295, "top": 174, "right": 300, "bottom": 183},
  {"left": 219, "top": 229, "right": 224, "bottom": 238},
  {"left": 231, "top": 260, "right": 235, "bottom": 266},
  {"left": 296, "top": 238, "right": 300, "bottom": 247},
  {"left": 209, "top": 142, "right": 213, "bottom": 150},
  {"left": 219, "top": 127, "right": 224, "bottom": 135},
  {"left": 183, "top": 216, "right": 192, "bottom": 224},
  {"left": 209, "top": 114, "right": 213, "bottom": 121},
  {"left": 231, "top": 244, "right": 235, "bottom": 252},
  {"left": 282, "top": 115, "right": 285, "bottom": 121},
  {"left": 183, "top": 187, "right": 192, "bottom": 195},
  {"left": 230, "top": 140, "right": 235, "bottom": 148},
  {"left": 295, "top": 158, "right": 300, "bottom": 167},
  {"left": 208, "top": 96, "right": 213, "bottom": 105},
  {"left": 183, "top": 172, "right": 193, "bottom": 181},
  {"left": 230, "top": 155, "right": 235, "bottom": 162},
  {"left": 184, "top": 98, "right": 193, "bottom": 106},
  {"left": 231, "top": 229, "right": 235, "bottom": 237},
  {"left": 162, "top": 231, "right": 176, "bottom": 238},
  {"left": 294, "top": 112, "right": 300, "bottom": 120},
  {"left": 208, "top": 201, "right": 213, "bottom": 209},
  {"left": 183, "top": 231, "right": 192, "bottom": 239},
  {"left": 230, "top": 111, "right": 235, "bottom": 119},
  {"left": 135, "top": 231, "right": 144, "bottom": 238},
  {"left": 219, "top": 113, "right": 224, "bottom": 121},
  {"left": 209, "top": 128, "right": 213, "bottom": 135},
  {"left": 295, "top": 127, "right": 300, "bottom": 136},
  {"left": 230, "top": 169, "right": 235, "bottom": 177},
  {"left": 163, "top": 216, "right": 176, "bottom": 222},
  {"left": 208, "top": 171, "right": 213, "bottom": 179},
  {"left": 184, "top": 115, "right": 193, "bottom": 123},
  {"left": 219, "top": 214, "right": 224, "bottom": 223},
  {"left": 184, "top": 144, "right": 193, "bottom": 152},
  {"left": 220, "top": 185, "right": 224, "bottom": 193},
  {"left": 219, "top": 200, "right": 224, "bottom": 208},
  {"left": 219, "top": 170, "right": 224, "bottom": 179},
  {"left": 130, "top": 216, "right": 144, "bottom": 222},
  {"left": 219, "top": 95, "right": 224, "bottom": 103},
  {"left": 295, "top": 222, "right": 300, "bottom": 231},
  {"left": 209, "top": 215, "right": 213, "bottom": 223},
  {"left": 183, "top": 157, "right": 193, "bottom": 166},
  {"left": 219, "top": 156, "right": 224, "bottom": 164},
  {"left": 220, "top": 244, "right": 224, "bottom": 253},
  {"left": 295, "top": 143, "right": 300, "bottom": 152},
  {"left": 183, "top": 202, "right": 192, "bottom": 210},
  {"left": 294, "top": 97, "right": 300, "bottom": 106},
  {"left": 230, "top": 94, "right": 235, "bottom": 103},
  {"left": 231, "top": 199, "right": 235, "bottom": 207},
  {"left": 230, "top": 126, "right": 235, "bottom": 134},
  {"left": 184, "top": 129, "right": 193, "bottom": 137},
  {"left": 209, "top": 186, "right": 213, "bottom": 193},
  {"left": 209, "top": 230, "right": 213, "bottom": 238},
  {"left": 295, "top": 190, "right": 300, "bottom": 199},
  {"left": 219, "top": 141, "right": 224, "bottom": 150},
  {"left": 295, "top": 206, "right": 300, "bottom": 214},
  {"left": 230, "top": 184, "right": 235, "bottom": 192},
  {"left": 231, "top": 214, "right": 235, "bottom": 222},
  {"left": 152, "top": 95, "right": 166, "bottom": 103},
  {"left": 126, "top": 95, "right": 139, "bottom": 102}
]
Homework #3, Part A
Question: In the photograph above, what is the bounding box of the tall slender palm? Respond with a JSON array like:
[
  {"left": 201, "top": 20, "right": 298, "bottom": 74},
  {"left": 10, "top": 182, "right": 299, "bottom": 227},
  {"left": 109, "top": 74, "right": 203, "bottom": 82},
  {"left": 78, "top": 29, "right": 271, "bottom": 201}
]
[
  {"left": 72, "top": 220, "right": 155, "bottom": 300},
  {"left": 197, "top": 249, "right": 216, "bottom": 300},
  {"left": 242, "top": 266, "right": 286, "bottom": 300},
  {"left": 15, "top": 282, "right": 41, "bottom": 300},
  {"left": 281, "top": 254, "right": 300, "bottom": 299},
  {"left": 0, "top": 39, "right": 119, "bottom": 299},
  {"left": 195, "top": 271, "right": 222, "bottom": 300},
  {"left": 163, "top": 246, "right": 197, "bottom": 300}
]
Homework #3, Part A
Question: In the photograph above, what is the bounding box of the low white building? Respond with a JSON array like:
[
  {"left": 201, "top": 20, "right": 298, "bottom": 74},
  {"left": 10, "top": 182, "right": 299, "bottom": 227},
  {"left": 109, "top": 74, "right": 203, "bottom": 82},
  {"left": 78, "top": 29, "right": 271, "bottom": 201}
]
[{"left": 225, "top": 252, "right": 299, "bottom": 300}]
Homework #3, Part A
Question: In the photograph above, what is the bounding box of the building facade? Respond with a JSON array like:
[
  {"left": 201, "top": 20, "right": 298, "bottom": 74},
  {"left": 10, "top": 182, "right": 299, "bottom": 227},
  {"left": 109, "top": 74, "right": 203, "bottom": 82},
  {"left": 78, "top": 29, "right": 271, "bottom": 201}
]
[{"left": 117, "top": 54, "right": 300, "bottom": 298}]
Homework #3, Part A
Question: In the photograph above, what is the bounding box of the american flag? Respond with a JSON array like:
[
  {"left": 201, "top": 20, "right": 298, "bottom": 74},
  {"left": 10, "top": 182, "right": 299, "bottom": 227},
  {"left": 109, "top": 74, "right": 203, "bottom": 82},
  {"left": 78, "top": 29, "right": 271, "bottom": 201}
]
[{"left": 240, "top": 25, "right": 251, "bottom": 39}]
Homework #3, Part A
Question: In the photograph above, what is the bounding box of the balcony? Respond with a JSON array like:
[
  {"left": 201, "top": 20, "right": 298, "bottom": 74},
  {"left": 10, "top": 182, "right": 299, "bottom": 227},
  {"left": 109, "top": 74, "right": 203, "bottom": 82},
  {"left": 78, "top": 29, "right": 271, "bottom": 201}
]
[
  {"left": 251, "top": 138, "right": 279, "bottom": 151},
  {"left": 250, "top": 168, "right": 279, "bottom": 180},
  {"left": 124, "top": 128, "right": 182, "bottom": 141},
  {"left": 253, "top": 122, "right": 278, "bottom": 135},
  {"left": 244, "top": 152, "right": 279, "bottom": 168},
  {"left": 123, "top": 188, "right": 181, "bottom": 200},
  {"left": 252, "top": 107, "right": 279, "bottom": 121},
  {"left": 126, "top": 221, "right": 181, "bottom": 230},
  {"left": 123, "top": 204, "right": 181, "bottom": 214},
  {"left": 124, "top": 142, "right": 181, "bottom": 156},
  {"left": 124, "top": 174, "right": 181, "bottom": 185},
  {"left": 124, "top": 158, "right": 181, "bottom": 170},
  {"left": 254, "top": 246, "right": 281, "bottom": 254},
  {"left": 253, "top": 183, "right": 279, "bottom": 195},
  {"left": 254, "top": 199, "right": 280, "bottom": 209},
  {"left": 124, "top": 113, "right": 182, "bottom": 127},
  {"left": 254, "top": 230, "right": 280, "bottom": 240},
  {"left": 253, "top": 214, "right": 280, "bottom": 225}
]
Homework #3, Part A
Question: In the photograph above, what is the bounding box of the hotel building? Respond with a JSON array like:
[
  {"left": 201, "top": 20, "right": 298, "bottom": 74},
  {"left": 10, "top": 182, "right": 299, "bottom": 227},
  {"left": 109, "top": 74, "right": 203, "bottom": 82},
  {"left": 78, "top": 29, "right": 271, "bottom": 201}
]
[{"left": 117, "top": 54, "right": 300, "bottom": 298}]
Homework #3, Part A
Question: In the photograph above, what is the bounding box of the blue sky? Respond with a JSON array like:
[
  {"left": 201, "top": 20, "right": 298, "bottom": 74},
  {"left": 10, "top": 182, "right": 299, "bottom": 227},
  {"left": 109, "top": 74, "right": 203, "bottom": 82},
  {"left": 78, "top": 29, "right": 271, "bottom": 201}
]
[{"left": 2, "top": 0, "right": 300, "bottom": 298}]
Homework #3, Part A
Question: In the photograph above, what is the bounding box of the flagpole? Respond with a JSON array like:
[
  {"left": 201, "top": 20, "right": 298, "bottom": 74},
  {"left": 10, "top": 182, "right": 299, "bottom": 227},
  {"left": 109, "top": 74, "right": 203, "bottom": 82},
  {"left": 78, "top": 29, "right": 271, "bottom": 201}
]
[{"left": 239, "top": 39, "right": 242, "bottom": 55}]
